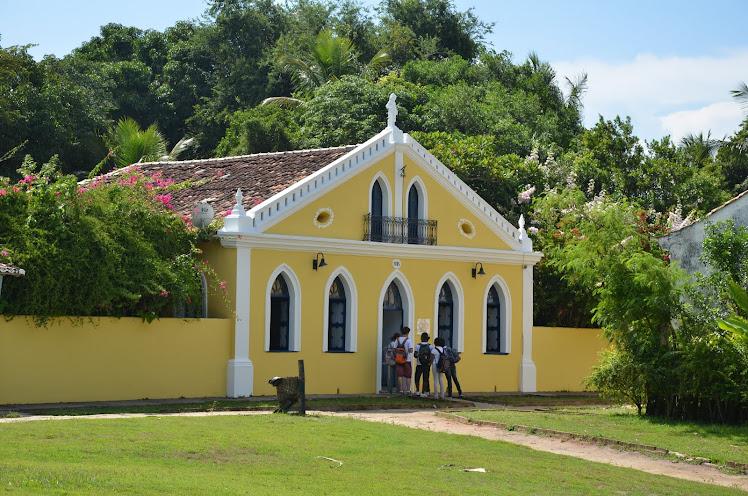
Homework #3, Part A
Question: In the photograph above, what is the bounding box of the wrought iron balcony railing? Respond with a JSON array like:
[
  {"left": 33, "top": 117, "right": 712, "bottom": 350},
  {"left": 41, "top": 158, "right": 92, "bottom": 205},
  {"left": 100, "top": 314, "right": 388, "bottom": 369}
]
[{"left": 363, "top": 214, "right": 437, "bottom": 245}]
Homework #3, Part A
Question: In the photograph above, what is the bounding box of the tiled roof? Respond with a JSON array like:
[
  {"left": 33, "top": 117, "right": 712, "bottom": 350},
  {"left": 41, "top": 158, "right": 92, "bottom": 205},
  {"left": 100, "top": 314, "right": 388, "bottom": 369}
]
[
  {"left": 705, "top": 188, "right": 748, "bottom": 218},
  {"left": 0, "top": 263, "right": 25, "bottom": 276},
  {"left": 128, "top": 145, "right": 358, "bottom": 218}
]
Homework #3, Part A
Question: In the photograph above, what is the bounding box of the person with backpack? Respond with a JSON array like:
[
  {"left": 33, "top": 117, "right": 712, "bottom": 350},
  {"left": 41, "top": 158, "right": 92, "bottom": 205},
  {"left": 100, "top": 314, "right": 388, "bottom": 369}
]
[
  {"left": 384, "top": 332, "right": 400, "bottom": 394},
  {"left": 432, "top": 337, "right": 449, "bottom": 399},
  {"left": 413, "top": 332, "right": 433, "bottom": 397},
  {"left": 443, "top": 344, "right": 463, "bottom": 398},
  {"left": 394, "top": 327, "right": 413, "bottom": 395}
]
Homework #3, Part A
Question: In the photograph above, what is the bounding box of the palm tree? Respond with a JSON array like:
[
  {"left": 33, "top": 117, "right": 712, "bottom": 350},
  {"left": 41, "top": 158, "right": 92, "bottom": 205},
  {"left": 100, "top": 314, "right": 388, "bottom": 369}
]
[
  {"left": 262, "top": 29, "right": 389, "bottom": 107},
  {"left": 89, "top": 118, "right": 193, "bottom": 178},
  {"left": 680, "top": 131, "right": 720, "bottom": 166}
]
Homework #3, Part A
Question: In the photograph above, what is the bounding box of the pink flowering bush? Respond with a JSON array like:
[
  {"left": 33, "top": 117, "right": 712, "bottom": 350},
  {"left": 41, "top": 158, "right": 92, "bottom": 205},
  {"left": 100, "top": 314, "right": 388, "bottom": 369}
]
[{"left": 0, "top": 156, "right": 225, "bottom": 325}]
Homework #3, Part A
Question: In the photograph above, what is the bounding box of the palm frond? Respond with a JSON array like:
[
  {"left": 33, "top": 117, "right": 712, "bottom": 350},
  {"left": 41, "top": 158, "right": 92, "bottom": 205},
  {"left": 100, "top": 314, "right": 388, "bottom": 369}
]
[
  {"left": 260, "top": 96, "right": 306, "bottom": 108},
  {"left": 161, "top": 137, "right": 195, "bottom": 161},
  {"left": 731, "top": 81, "right": 748, "bottom": 111}
]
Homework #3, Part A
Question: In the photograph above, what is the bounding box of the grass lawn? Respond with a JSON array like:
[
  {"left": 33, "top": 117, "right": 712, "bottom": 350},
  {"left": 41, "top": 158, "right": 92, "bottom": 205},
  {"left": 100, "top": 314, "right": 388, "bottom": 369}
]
[
  {"left": 469, "top": 393, "right": 612, "bottom": 407},
  {"left": 6, "top": 395, "right": 455, "bottom": 417},
  {"left": 0, "top": 414, "right": 742, "bottom": 495},
  {"left": 458, "top": 406, "right": 748, "bottom": 465}
]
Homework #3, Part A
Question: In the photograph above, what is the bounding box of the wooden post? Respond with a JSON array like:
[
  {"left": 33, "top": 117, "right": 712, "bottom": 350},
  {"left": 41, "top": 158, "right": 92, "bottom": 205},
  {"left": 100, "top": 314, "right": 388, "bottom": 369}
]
[{"left": 298, "top": 359, "right": 306, "bottom": 416}]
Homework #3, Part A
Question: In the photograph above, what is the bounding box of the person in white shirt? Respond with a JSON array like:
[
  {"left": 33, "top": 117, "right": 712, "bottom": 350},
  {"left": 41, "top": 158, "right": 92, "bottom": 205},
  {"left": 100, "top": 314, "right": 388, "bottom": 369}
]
[
  {"left": 432, "top": 337, "right": 447, "bottom": 399},
  {"left": 395, "top": 327, "right": 414, "bottom": 395}
]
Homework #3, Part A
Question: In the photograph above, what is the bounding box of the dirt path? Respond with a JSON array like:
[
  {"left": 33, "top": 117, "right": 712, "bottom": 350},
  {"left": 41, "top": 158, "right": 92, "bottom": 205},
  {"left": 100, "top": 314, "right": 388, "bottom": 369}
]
[
  {"left": 320, "top": 409, "right": 748, "bottom": 492},
  {"left": 3, "top": 408, "right": 747, "bottom": 491}
]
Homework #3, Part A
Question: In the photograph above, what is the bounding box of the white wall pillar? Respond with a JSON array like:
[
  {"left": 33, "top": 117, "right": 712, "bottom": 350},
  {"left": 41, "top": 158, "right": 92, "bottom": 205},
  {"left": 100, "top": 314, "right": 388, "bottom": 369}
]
[
  {"left": 227, "top": 245, "right": 253, "bottom": 397},
  {"left": 394, "top": 150, "right": 404, "bottom": 218},
  {"left": 519, "top": 264, "right": 537, "bottom": 392}
]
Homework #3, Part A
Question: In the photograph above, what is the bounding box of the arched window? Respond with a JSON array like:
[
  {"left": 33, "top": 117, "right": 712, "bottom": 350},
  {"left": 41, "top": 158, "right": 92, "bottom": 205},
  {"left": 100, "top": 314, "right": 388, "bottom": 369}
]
[
  {"left": 371, "top": 180, "right": 384, "bottom": 242},
  {"left": 407, "top": 185, "right": 419, "bottom": 244},
  {"left": 438, "top": 283, "right": 454, "bottom": 348},
  {"left": 384, "top": 282, "right": 402, "bottom": 310},
  {"left": 486, "top": 286, "right": 501, "bottom": 353},
  {"left": 328, "top": 277, "right": 346, "bottom": 351},
  {"left": 270, "top": 275, "right": 290, "bottom": 351}
]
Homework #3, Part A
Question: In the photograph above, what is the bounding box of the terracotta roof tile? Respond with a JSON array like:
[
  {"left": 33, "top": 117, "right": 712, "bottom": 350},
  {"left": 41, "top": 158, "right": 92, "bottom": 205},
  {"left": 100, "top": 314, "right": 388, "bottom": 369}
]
[{"left": 126, "top": 145, "right": 358, "bottom": 218}]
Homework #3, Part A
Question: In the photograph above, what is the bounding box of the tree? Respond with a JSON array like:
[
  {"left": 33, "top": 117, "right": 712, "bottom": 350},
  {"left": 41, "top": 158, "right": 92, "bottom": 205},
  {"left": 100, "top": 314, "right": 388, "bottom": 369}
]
[
  {"left": 378, "top": 0, "right": 493, "bottom": 63},
  {"left": 264, "top": 28, "right": 389, "bottom": 107}
]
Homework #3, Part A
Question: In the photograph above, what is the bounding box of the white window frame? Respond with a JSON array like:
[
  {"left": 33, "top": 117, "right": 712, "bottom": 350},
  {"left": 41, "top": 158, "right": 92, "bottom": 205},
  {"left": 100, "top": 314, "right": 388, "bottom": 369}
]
[
  {"left": 322, "top": 266, "right": 358, "bottom": 352},
  {"left": 265, "top": 264, "right": 302, "bottom": 352},
  {"left": 482, "top": 275, "right": 512, "bottom": 354},
  {"left": 433, "top": 273, "right": 464, "bottom": 352}
]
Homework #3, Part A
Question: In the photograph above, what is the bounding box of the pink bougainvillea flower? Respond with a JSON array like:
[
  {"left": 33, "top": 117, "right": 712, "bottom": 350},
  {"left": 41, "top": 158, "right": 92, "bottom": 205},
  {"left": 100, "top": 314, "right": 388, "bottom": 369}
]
[
  {"left": 0, "top": 190, "right": 6, "bottom": 195},
  {"left": 1, "top": 250, "right": 8, "bottom": 257}
]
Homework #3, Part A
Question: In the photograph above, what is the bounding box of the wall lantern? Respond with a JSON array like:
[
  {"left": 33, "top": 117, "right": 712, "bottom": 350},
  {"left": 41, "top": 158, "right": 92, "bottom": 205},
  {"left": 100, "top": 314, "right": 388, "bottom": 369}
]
[
  {"left": 313, "top": 252, "right": 328, "bottom": 271},
  {"left": 472, "top": 262, "right": 486, "bottom": 278}
]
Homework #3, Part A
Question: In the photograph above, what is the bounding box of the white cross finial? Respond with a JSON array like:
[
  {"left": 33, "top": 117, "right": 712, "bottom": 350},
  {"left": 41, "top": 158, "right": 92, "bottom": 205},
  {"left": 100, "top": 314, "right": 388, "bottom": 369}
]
[{"left": 386, "top": 93, "right": 398, "bottom": 128}]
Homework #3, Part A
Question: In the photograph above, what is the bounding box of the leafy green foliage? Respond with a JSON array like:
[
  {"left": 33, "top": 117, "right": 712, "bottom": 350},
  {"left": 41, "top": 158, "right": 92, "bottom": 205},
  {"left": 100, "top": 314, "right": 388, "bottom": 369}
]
[
  {"left": 532, "top": 190, "right": 748, "bottom": 422},
  {"left": 0, "top": 158, "right": 222, "bottom": 325}
]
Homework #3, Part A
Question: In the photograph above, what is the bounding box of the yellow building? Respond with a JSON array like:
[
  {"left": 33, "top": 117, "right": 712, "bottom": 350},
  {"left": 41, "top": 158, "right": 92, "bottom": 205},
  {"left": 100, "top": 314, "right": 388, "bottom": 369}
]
[{"left": 136, "top": 95, "right": 544, "bottom": 397}]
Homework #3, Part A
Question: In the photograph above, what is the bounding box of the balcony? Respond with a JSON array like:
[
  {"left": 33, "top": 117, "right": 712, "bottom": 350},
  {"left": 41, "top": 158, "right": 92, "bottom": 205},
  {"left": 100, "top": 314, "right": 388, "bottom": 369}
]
[{"left": 363, "top": 214, "right": 437, "bottom": 245}]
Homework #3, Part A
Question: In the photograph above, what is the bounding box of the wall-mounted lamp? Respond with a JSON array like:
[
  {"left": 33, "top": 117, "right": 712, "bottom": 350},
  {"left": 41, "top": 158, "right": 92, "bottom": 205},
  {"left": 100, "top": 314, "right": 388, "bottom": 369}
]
[
  {"left": 400, "top": 165, "right": 407, "bottom": 177},
  {"left": 472, "top": 262, "right": 486, "bottom": 278},
  {"left": 313, "top": 252, "right": 327, "bottom": 271}
]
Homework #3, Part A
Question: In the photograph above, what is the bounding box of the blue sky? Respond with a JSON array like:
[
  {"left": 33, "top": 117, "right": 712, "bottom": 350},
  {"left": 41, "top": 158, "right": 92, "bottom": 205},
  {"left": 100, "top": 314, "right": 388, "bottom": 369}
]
[{"left": 2, "top": 0, "right": 746, "bottom": 144}]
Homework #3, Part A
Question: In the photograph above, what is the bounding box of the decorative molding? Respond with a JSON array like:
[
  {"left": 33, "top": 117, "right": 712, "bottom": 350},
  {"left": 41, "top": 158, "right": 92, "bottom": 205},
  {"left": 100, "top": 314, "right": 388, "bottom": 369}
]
[
  {"left": 400, "top": 135, "right": 524, "bottom": 251},
  {"left": 264, "top": 264, "right": 302, "bottom": 352},
  {"left": 228, "top": 128, "right": 394, "bottom": 234},
  {"left": 313, "top": 207, "right": 334, "bottom": 229},
  {"left": 375, "top": 270, "right": 415, "bottom": 392},
  {"left": 433, "top": 272, "right": 465, "bottom": 352},
  {"left": 405, "top": 175, "right": 429, "bottom": 221},
  {"left": 481, "top": 274, "right": 512, "bottom": 355},
  {"left": 322, "top": 266, "right": 358, "bottom": 353},
  {"left": 458, "top": 218, "right": 476, "bottom": 239},
  {"left": 220, "top": 124, "right": 529, "bottom": 255},
  {"left": 219, "top": 232, "right": 543, "bottom": 266}
]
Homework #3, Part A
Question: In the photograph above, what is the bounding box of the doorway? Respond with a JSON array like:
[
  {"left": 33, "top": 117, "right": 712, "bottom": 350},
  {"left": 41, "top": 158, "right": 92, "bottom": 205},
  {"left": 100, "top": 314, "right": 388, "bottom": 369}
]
[{"left": 381, "top": 282, "right": 403, "bottom": 390}]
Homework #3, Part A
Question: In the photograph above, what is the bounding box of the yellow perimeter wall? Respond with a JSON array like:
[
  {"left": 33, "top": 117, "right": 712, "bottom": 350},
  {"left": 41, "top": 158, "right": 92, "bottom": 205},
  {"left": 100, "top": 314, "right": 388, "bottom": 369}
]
[
  {"left": 533, "top": 326, "right": 608, "bottom": 392},
  {"left": 0, "top": 318, "right": 604, "bottom": 404},
  {"left": 0, "top": 317, "right": 233, "bottom": 405}
]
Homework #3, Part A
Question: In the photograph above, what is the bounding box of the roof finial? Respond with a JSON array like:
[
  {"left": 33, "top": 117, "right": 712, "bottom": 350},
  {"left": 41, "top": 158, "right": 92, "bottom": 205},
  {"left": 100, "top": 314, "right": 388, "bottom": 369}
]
[
  {"left": 386, "top": 93, "right": 398, "bottom": 128},
  {"left": 233, "top": 188, "right": 246, "bottom": 215}
]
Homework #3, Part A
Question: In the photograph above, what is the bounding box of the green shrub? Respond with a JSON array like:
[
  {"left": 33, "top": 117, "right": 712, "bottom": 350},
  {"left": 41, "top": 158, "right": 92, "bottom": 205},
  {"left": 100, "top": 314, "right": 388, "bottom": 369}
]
[{"left": 0, "top": 156, "right": 223, "bottom": 325}]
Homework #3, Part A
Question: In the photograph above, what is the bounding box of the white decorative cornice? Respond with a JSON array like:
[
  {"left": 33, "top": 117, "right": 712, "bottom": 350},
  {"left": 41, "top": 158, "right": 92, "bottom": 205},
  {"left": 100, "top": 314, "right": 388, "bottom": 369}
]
[{"left": 218, "top": 232, "right": 543, "bottom": 266}]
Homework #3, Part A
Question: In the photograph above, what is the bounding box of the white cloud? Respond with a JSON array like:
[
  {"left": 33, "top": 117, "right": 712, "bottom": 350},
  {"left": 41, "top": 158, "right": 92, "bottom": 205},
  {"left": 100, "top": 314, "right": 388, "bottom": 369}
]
[
  {"left": 552, "top": 49, "right": 748, "bottom": 142},
  {"left": 660, "top": 102, "right": 744, "bottom": 143}
]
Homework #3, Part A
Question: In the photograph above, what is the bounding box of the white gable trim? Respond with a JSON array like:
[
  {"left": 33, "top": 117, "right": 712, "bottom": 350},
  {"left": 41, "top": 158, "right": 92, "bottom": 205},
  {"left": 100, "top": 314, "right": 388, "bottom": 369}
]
[
  {"left": 400, "top": 136, "right": 523, "bottom": 251},
  {"left": 237, "top": 128, "right": 393, "bottom": 233},
  {"left": 221, "top": 124, "right": 527, "bottom": 253}
]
